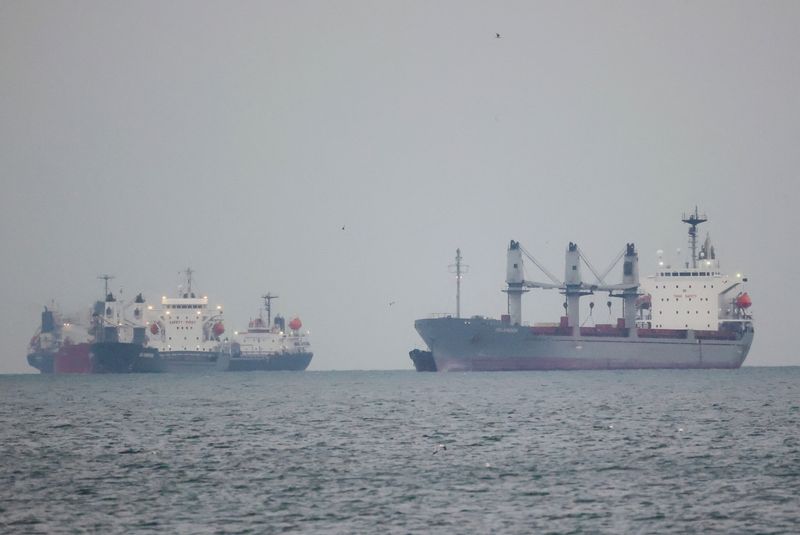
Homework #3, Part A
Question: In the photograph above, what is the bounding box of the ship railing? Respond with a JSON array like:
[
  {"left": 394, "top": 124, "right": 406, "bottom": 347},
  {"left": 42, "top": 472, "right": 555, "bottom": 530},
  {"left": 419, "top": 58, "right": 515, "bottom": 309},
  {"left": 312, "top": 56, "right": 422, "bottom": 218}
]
[
  {"left": 718, "top": 311, "right": 754, "bottom": 322},
  {"left": 428, "top": 313, "right": 455, "bottom": 319}
]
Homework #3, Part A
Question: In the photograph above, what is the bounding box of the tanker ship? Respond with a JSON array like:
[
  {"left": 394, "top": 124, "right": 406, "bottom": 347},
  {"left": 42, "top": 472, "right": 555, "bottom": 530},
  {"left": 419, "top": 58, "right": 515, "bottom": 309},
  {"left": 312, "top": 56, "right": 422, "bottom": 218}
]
[
  {"left": 218, "top": 293, "right": 313, "bottom": 371},
  {"left": 144, "top": 268, "right": 225, "bottom": 372},
  {"left": 26, "top": 306, "right": 93, "bottom": 374},
  {"left": 413, "top": 210, "right": 754, "bottom": 371}
]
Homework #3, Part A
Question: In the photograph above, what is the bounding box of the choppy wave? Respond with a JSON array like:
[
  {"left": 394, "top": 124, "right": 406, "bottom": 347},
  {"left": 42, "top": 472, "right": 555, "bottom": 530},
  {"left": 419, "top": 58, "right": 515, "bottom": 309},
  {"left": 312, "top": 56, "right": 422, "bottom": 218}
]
[{"left": 1, "top": 368, "right": 798, "bottom": 533}]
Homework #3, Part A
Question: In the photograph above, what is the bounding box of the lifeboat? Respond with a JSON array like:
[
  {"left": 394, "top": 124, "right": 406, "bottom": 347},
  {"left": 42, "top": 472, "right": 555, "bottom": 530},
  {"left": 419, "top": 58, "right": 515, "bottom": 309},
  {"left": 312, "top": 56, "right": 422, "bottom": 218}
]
[
  {"left": 289, "top": 317, "right": 302, "bottom": 331},
  {"left": 212, "top": 322, "right": 225, "bottom": 336},
  {"left": 736, "top": 292, "right": 752, "bottom": 309}
]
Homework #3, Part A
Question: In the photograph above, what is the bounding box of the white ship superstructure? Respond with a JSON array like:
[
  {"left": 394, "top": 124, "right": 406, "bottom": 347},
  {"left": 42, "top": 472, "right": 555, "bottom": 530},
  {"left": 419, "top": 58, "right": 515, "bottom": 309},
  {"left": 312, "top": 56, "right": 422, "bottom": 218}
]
[
  {"left": 638, "top": 226, "right": 751, "bottom": 331},
  {"left": 145, "top": 268, "right": 225, "bottom": 372}
]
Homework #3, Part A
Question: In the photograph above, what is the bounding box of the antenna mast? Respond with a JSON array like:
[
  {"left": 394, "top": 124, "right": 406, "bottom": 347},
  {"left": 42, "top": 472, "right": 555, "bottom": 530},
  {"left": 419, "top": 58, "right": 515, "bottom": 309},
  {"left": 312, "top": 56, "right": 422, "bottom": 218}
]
[
  {"left": 261, "top": 293, "right": 279, "bottom": 326},
  {"left": 449, "top": 249, "right": 469, "bottom": 318},
  {"left": 681, "top": 207, "right": 707, "bottom": 268},
  {"left": 97, "top": 274, "right": 115, "bottom": 298},
  {"left": 182, "top": 267, "right": 195, "bottom": 294}
]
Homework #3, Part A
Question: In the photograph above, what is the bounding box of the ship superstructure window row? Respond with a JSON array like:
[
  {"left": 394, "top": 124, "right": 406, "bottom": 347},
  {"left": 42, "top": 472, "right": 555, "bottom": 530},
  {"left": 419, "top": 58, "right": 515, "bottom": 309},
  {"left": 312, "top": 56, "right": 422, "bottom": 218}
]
[{"left": 657, "top": 271, "right": 719, "bottom": 277}]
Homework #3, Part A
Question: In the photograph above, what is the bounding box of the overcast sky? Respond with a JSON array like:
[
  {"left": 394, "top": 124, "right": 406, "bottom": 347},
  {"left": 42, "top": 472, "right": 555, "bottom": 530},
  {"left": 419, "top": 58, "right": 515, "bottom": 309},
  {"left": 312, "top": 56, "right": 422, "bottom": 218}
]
[{"left": 1, "top": 1, "right": 798, "bottom": 372}]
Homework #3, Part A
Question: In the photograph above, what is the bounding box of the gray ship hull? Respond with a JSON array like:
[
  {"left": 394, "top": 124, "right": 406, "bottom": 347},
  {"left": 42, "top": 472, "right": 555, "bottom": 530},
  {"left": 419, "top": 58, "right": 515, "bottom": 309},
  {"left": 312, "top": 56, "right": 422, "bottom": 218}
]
[
  {"left": 27, "top": 351, "right": 54, "bottom": 374},
  {"left": 219, "top": 352, "right": 313, "bottom": 372},
  {"left": 157, "top": 350, "right": 220, "bottom": 373},
  {"left": 415, "top": 317, "right": 753, "bottom": 372}
]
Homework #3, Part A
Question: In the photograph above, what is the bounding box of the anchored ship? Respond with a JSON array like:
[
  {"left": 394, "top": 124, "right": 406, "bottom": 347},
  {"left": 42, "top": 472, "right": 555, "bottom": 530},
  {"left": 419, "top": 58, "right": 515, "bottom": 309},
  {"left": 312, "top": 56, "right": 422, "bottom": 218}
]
[
  {"left": 89, "top": 275, "right": 154, "bottom": 373},
  {"left": 220, "top": 293, "right": 313, "bottom": 371},
  {"left": 414, "top": 210, "right": 754, "bottom": 371},
  {"left": 27, "top": 306, "right": 93, "bottom": 374},
  {"left": 144, "top": 268, "right": 225, "bottom": 372}
]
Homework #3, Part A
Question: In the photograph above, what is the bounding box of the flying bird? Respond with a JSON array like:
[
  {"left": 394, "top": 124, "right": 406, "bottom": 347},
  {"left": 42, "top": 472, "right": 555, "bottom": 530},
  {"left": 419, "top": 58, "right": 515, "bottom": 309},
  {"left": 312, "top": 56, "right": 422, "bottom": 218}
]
[{"left": 496, "top": 33, "right": 501, "bottom": 39}]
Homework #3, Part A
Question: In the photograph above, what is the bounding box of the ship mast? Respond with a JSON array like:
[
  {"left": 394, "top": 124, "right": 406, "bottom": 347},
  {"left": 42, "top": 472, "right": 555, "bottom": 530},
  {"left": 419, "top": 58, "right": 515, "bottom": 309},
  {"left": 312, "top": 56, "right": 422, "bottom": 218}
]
[
  {"left": 183, "top": 267, "right": 195, "bottom": 295},
  {"left": 681, "top": 207, "right": 707, "bottom": 269},
  {"left": 261, "top": 293, "right": 279, "bottom": 326},
  {"left": 449, "top": 249, "right": 468, "bottom": 318},
  {"left": 97, "top": 274, "right": 115, "bottom": 299}
]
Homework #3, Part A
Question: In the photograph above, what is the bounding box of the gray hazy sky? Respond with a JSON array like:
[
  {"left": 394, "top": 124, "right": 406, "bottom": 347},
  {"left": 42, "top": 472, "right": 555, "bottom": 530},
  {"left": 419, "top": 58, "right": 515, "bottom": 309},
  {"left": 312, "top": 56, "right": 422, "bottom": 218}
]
[{"left": 1, "top": 1, "right": 798, "bottom": 372}]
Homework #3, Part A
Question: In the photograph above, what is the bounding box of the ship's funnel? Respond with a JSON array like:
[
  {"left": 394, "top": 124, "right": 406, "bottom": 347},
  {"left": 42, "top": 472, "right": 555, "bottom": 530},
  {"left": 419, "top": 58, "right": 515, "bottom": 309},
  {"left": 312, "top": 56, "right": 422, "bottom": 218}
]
[{"left": 41, "top": 308, "right": 56, "bottom": 333}]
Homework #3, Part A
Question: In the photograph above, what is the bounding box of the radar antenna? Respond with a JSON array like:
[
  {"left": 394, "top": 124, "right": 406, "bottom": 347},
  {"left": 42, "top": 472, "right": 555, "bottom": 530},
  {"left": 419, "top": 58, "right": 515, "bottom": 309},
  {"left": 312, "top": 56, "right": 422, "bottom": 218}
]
[
  {"left": 448, "top": 249, "right": 469, "bottom": 318},
  {"left": 261, "top": 293, "right": 279, "bottom": 326},
  {"left": 681, "top": 207, "right": 708, "bottom": 268}
]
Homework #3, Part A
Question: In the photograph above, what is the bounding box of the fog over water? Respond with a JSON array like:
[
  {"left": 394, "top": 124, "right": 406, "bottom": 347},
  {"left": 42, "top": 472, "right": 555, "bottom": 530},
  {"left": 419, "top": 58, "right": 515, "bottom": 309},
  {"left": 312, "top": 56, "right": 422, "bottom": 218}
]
[{"left": 1, "top": 1, "right": 798, "bottom": 372}]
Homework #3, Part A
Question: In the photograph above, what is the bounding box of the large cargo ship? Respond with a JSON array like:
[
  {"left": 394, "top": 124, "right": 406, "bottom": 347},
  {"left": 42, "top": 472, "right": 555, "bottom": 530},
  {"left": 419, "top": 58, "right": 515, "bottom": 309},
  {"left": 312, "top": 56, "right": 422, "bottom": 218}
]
[
  {"left": 414, "top": 210, "right": 754, "bottom": 371},
  {"left": 89, "top": 277, "right": 154, "bottom": 373},
  {"left": 219, "top": 294, "right": 313, "bottom": 371},
  {"left": 144, "top": 268, "right": 225, "bottom": 372}
]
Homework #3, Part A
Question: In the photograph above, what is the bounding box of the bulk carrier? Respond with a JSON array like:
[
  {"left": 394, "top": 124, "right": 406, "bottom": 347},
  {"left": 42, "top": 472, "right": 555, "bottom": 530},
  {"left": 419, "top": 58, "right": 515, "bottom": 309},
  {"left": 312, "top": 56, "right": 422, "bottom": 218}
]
[
  {"left": 89, "top": 275, "right": 154, "bottom": 373},
  {"left": 413, "top": 210, "right": 754, "bottom": 371}
]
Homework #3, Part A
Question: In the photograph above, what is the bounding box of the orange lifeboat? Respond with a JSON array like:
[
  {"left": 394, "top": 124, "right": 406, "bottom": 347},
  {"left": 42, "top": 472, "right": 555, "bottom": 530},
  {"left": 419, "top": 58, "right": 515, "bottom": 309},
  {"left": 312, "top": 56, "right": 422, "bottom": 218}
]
[
  {"left": 289, "top": 317, "right": 302, "bottom": 331},
  {"left": 736, "top": 292, "right": 752, "bottom": 309},
  {"left": 150, "top": 323, "right": 160, "bottom": 335},
  {"left": 212, "top": 322, "right": 225, "bottom": 336}
]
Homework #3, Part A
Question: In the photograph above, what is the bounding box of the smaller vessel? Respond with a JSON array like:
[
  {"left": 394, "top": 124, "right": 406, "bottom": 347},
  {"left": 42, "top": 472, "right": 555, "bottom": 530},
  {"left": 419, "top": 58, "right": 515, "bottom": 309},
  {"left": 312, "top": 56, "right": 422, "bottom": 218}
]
[
  {"left": 409, "top": 349, "right": 437, "bottom": 372},
  {"left": 221, "top": 293, "right": 313, "bottom": 371}
]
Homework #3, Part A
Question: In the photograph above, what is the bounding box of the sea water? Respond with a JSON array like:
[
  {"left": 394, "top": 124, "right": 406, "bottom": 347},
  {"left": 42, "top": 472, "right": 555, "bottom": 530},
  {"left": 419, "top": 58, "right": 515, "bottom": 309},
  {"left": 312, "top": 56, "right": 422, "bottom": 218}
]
[{"left": 1, "top": 368, "right": 799, "bottom": 533}]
